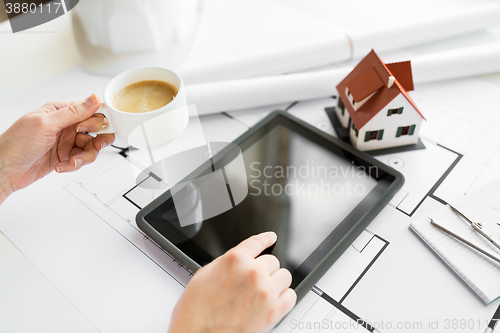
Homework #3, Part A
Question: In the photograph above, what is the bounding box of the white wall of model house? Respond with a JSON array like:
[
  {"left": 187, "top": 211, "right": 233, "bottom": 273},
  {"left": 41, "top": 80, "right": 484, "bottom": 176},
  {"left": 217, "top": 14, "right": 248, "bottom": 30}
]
[
  {"left": 348, "top": 94, "right": 423, "bottom": 151},
  {"left": 335, "top": 97, "right": 351, "bottom": 128}
]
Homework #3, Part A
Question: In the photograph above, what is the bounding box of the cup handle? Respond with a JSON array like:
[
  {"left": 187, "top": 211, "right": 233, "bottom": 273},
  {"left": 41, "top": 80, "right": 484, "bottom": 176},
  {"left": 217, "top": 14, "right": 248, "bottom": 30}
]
[{"left": 94, "top": 102, "right": 115, "bottom": 135}]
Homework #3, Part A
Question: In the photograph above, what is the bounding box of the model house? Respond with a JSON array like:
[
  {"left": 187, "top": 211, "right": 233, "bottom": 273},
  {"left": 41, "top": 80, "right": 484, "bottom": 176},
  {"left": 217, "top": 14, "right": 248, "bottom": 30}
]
[{"left": 335, "top": 50, "right": 425, "bottom": 151}]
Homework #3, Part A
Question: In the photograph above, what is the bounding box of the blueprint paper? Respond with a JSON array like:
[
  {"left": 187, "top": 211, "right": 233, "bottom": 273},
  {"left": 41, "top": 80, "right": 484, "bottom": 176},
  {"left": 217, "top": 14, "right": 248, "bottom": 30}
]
[
  {"left": 186, "top": 43, "right": 500, "bottom": 115},
  {"left": 186, "top": 68, "right": 351, "bottom": 115},
  {"left": 3, "top": 70, "right": 500, "bottom": 333},
  {"left": 179, "top": 35, "right": 351, "bottom": 84},
  {"left": 350, "top": 2, "right": 500, "bottom": 58},
  {"left": 412, "top": 42, "right": 500, "bottom": 84},
  {"left": 0, "top": 232, "right": 100, "bottom": 333},
  {"left": 179, "top": 3, "right": 500, "bottom": 84}
]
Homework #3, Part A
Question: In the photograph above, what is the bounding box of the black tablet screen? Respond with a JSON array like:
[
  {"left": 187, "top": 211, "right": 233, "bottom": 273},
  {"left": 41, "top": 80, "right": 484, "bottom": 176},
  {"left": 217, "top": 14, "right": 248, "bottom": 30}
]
[{"left": 145, "top": 117, "right": 393, "bottom": 288}]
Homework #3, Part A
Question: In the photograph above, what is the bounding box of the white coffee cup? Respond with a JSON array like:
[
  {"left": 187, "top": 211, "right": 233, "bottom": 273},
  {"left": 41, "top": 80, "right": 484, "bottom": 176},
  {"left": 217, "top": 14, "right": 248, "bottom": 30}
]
[{"left": 96, "top": 67, "right": 188, "bottom": 148}]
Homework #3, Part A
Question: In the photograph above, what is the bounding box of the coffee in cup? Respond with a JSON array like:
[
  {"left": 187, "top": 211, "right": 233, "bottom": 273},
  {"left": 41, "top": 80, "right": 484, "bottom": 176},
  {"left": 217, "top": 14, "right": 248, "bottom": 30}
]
[{"left": 114, "top": 80, "right": 178, "bottom": 113}]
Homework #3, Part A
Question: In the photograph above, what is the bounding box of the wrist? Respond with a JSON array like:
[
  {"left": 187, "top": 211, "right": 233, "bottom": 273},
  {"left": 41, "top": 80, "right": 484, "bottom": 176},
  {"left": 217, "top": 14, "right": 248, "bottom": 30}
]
[
  {"left": 0, "top": 174, "right": 13, "bottom": 205},
  {"left": 0, "top": 181, "right": 12, "bottom": 205},
  {"left": 0, "top": 138, "right": 14, "bottom": 205}
]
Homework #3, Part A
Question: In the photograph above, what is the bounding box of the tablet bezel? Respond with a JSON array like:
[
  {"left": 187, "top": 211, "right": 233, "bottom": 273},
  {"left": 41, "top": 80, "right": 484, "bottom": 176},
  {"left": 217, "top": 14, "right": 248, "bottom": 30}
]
[{"left": 136, "top": 111, "right": 404, "bottom": 300}]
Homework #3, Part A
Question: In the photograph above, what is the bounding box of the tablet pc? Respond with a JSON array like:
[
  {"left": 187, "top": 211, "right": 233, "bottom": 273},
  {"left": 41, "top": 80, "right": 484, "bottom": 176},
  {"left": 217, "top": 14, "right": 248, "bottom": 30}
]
[{"left": 137, "top": 111, "right": 404, "bottom": 300}]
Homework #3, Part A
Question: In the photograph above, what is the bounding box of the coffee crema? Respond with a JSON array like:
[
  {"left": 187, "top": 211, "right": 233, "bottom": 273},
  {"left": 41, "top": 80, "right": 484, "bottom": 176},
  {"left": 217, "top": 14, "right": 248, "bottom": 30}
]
[{"left": 114, "top": 80, "right": 178, "bottom": 113}]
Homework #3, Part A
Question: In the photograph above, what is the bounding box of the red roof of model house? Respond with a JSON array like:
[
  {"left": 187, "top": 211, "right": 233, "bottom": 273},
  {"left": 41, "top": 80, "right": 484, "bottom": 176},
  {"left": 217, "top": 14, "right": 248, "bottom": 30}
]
[{"left": 336, "top": 50, "right": 425, "bottom": 130}]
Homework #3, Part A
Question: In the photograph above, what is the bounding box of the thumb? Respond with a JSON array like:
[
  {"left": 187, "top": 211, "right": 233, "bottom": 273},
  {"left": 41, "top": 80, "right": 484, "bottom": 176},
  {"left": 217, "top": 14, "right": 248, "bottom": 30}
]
[{"left": 49, "top": 94, "right": 101, "bottom": 130}]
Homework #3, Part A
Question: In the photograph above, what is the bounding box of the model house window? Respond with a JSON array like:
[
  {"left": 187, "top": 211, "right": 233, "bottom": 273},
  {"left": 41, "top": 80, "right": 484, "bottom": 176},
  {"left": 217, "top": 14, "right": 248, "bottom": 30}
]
[
  {"left": 396, "top": 124, "right": 416, "bottom": 137},
  {"left": 338, "top": 98, "right": 345, "bottom": 115},
  {"left": 387, "top": 107, "right": 403, "bottom": 116},
  {"left": 364, "top": 129, "right": 384, "bottom": 142},
  {"left": 352, "top": 122, "right": 359, "bottom": 137}
]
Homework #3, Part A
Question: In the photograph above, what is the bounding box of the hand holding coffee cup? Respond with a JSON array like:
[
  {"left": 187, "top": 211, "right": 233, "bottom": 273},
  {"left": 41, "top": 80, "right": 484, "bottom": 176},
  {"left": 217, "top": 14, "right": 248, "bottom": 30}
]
[{"left": 95, "top": 67, "right": 189, "bottom": 148}]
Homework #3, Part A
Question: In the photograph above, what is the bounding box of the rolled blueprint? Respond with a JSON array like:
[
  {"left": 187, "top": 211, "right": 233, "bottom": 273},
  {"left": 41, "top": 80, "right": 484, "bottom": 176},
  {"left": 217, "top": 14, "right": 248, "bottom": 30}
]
[
  {"left": 186, "top": 68, "right": 351, "bottom": 115},
  {"left": 411, "top": 43, "right": 500, "bottom": 84},
  {"left": 185, "top": 42, "right": 500, "bottom": 115},
  {"left": 179, "top": 3, "right": 500, "bottom": 84}
]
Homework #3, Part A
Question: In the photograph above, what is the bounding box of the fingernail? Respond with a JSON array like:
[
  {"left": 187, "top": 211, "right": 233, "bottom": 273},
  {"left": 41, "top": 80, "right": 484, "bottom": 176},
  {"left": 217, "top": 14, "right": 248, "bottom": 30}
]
[
  {"left": 267, "top": 231, "right": 277, "bottom": 240},
  {"left": 56, "top": 165, "right": 66, "bottom": 173},
  {"left": 76, "top": 126, "right": 88, "bottom": 133},
  {"left": 84, "top": 94, "right": 98, "bottom": 107},
  {"left": 101, "top": 142, "right": 107, "bottom": 150},
  {"left": 74, "top": 158, "right": 83, "bottom": 167}
]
